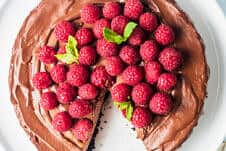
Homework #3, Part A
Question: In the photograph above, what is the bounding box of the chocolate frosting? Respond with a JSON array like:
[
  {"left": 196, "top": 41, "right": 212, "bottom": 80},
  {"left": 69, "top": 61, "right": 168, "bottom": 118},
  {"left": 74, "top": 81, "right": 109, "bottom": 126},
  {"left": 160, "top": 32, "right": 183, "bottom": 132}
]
[{"left": 9, "top": 0, "right": 208, "bottom": 151}]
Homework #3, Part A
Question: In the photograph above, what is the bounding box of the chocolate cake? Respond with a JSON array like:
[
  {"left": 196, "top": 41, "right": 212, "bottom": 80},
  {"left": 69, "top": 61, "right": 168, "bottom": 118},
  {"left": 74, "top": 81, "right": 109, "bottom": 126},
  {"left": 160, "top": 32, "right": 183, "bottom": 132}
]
[{"left": 9, "top": 0, "right": 208, "bottom": 151}]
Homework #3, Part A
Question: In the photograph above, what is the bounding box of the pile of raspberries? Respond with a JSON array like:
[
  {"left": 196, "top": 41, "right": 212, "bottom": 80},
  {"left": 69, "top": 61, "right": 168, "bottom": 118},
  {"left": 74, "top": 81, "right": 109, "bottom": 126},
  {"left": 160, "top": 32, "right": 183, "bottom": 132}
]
[{"left": 32, "top": 0, "right": 183, "bottom": 141}]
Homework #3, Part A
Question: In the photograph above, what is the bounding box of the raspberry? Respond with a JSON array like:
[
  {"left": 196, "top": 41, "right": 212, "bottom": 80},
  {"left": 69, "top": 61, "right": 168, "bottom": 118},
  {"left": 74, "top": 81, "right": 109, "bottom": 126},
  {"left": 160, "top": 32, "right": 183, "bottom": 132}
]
[
  {"left": 75, "top": 28, "right": 93, "bottom": 46},
  {"left": 158, "top": 47, "right": 182, "bottom": 71},
  {"left": 54, "top": 21, "right": 76, "bottom": 42},
  {"left": 122, "top": 65, "right": 144, "bottom": 86},
  {"left": 39, "top": 46, "right": 57, "bottom": 64},
  {"left": 32, "top": 72, "right": 52, "bottom": 89},
  {"left": 124, "top": 0, "right": 143, "bottom": 20},
  {"left": 144, "top": 61, "right": 162, "bottom": 84},
  {"left": 121, "top": 109, "right": 126, "bottom": 117},
  {"left": 67, "top": 64, "right": 89, "bottom": 87},
  {"left": 50, "top": 64, "right": 67, "bottom": 83},
  {"left": 56, "top": 83, "right": 77, "bottom": 104},
  {"left": 119, "top": 45, "right": 141, "bottom": 65},
  {"left": 72, "top": 119, "right": 93, "bottom": 141},
  {"left": 111, "top": 83, "right": 131, "bottom": 102},
  {"left": 140, "top": 40, "right": 159, "bottom": 62},
  {"left": 40, "top": 92, "right": 58, "bottom": 110},
  {"left": 157, "top": 73, "right": 177, "bottom": 91},
  {"left": 132, "top": 83, "right": 153, "bottom": 106},
  {"left": 149, "top": 92, "right": 173, "bottom": 115},
  {"left": 91, "top": 66, "right": 115, "bottom": 88},
  {"left": 111, "top": 15, "right": 129, "bottom": 34},
  {"left": 80, "top": 4, "right": 101, "bottom": 24},
  {"left": 96, "top": 39, "right": 118, "bottom": 58},
  {"left": 105, "top": 56, "right": 125, "bottom": 76},
  {"left": 103, "top": 2, "right": 121, "bottom": 19},
  {"left": 93, "top": 18, "right": 111, "bottom": 39},
  {"left": 79, "top": 46, "right": 97, "bottom": 65},
  {"left": 52, "top": 111, "right": 72, "bottom": 132},
  {"left": 69, "top": 99, "right": 93, "bottom": 118},
  {"left": 139, "top": 12, "right": 158, "bottom": 32},
  {"left": 154, "top": 24, "right": 175, "bottom": 45},
  {"left": 131, "top": 107, "right": 152, "bottom": 128},
  {"left": 78, "top": 83, "right": 99, "bottom": 100},
  {"left": 128, "top": 27, "right": 145, "bottom": 46}
]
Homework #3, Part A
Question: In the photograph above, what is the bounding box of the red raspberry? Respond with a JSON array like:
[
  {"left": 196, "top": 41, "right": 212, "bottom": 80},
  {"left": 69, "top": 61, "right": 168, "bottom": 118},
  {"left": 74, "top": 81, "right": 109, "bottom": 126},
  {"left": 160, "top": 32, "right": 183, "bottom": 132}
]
[
  {"left": 111, "top": 15, "right": 129, "bottom": 34},
  {"left": 32, "top": 72, "right": 52, "bottom": 89},
  {"left": 154, "top": 24, "right": 175, "bottom": 45},
  {"left": 93, "top": 18, "right": 111, "bottom": 39},
  {"left": 119, "top": 45, "right": 141, "bottom": 65},
  {"left": 91, "top": 66, "right": 115, "bottom": 88},
  {"left": 96, "top": 39, "right": 118, "bottom": 58},
  {"left": 132, "top": 83, "right": 153, "bottom": 106},
  {"left": 56, "top": 83, "right": 77, "bottom": 104},
  {"left": 105, "top": 56, "right": 125, "bottom": 76},
  {"left": 78, "top": 83, "right": 99, "bottom": 100},
  {"left": 72, "top": 119, "right": 93, "bottom": 141},
  {"left": 40, "top": 92, "right": 58, "bottom": 110},
  {"left": 52, "top": 111, "right": 72, "bottom": 132},
  {"left": 159, "top": 47, "right": 182, "bottom": 71},
  {"left": 54, "top": 21, "right": 76, "bottom": 42},
  {"left": 149, "top": 92, "right": 173, "bottom": 115},
  {"left": 67, "top": 64, "right": 89, "bottom": 87},
  {"left": 157, "top": 73, "right": 177, "bottom": 91},
  {"left": 69, "top": 99, "right": 93, "bottom": 118},
  {"left": 80, "top": 4, "right": 101, "bottom": 24},
  {"left": 124, "top": 0, "right": 143, "bottom": 20},
  {"left": 140, "top": 40, "right": 159, "bottom": 62},
  {"left": 103, "top": 2, "right": 121, "bottom": 19},
  {"left": 139, "top": 12, "right": 158, "bottom": 32},
  {"left": 75, "top": 28, "right": 93, "bottom": 46},
  {"left": 131, "top": 107, "right": 152, "bottom": 128},
  {"left": 111, "top": 83, "right": 131, "bottom": 102},
  {"left": 121, "top": 109, "right": 126, "bottom": 117},
  {"left": 128, "top": 27, "right": 145, "bottom": 46},
  {"left": 122, "top": 65, "right": 144, "bottom": 86},
  {"left": 145, "top": 61, "right": 162, "bottom": 84},
  {"left": 50, "top": 64, "right": 67, "bottom": 83},
  {"left": 39, "top": 46, "right": 57, "bottom": 64},
  {"left": 79, "top": 46, "right": 97, "bottom": 65}
]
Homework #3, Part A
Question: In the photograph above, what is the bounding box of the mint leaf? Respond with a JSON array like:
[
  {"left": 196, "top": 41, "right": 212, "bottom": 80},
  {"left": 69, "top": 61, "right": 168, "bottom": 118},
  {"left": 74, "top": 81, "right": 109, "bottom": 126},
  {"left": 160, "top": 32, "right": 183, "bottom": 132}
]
[
  {"left": 103, "top": 22, "right": 137, "bottom": 45},
  {"left": 55, "top": 53, "right": 78, "bottom": 64},
  {"left": 55, "top": 36, "right": 79, "bottom": 64},
  {"left": 113, "top": 101, "right": 120, "bottom": 106},
  {"left": 119, "top": 102, "right": 130, "bottom": 110},
  {"left": 123, "top": 22, "right": 138, "bottom": 40},
  {"left": 126, "top": 103, "right": 133, "bottom": 121},
  {"left": 113, "top": 101, "right": 134, "bottom": 121},
  {"left": 103, "top": 28, "right": 124, "bottom": 45},
  {"left": 66, "top": 35, "right": 78, "bottom": 57}
]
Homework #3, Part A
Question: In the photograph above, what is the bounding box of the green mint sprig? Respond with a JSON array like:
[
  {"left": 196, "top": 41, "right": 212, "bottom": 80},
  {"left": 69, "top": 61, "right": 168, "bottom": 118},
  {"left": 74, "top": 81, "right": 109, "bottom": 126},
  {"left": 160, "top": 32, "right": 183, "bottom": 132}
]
[
  {"left": 55, "top": 36, "right": 79, "bottom": 64},
  {"left": 103, "top": 22, "right": 138, "bottom": 45},
  {"left": 114, "top": 101, "right": 134, "bottom": 121}
]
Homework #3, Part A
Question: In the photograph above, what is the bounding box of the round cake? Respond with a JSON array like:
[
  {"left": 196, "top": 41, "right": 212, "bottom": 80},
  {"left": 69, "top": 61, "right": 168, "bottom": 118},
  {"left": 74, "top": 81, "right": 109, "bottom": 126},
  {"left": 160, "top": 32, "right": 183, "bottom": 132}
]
[{"left": 9, "top": 0, "right": 208, "bottom": 151}]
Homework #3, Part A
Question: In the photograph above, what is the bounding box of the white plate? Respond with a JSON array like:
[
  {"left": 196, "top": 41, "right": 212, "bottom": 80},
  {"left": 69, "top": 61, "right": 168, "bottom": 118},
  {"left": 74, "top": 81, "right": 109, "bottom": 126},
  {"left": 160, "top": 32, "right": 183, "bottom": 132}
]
[{"left": 0, "top": 0, "right": 226, "bottom": 151}]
